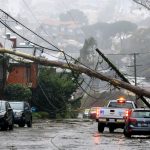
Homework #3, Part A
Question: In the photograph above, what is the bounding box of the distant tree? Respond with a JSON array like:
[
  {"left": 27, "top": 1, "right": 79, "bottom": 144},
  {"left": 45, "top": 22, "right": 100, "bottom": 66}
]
[
  {"left": 4, "top": 84, "right": 32, "bottom": 102},
  {"left": 82, "top": 21, "right": 137, "bottom": 50},
  {"left": 59, "top": 9, "right": 88, "bottom": 25},
  {"left": 80, "top": 37, "right": 97, "bottom": 66},
  {"left": 121, "top": 28, "right": 150, "bottom": 78},
  {"left": 110, "top": 21, "right": 137, "bottom": 36},
  {"left": 110, "top": 21, "right": 137, "bottom": 49},
  {"left": 122, "top": 28, "right": 150, "bottom": 53}
]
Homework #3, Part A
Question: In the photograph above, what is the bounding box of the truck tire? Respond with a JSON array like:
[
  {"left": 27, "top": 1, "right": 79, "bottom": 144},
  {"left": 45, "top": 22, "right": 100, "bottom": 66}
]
[
  {"left": 98, "top": 123, "right": 104, "bottom": 133},
  {"left": 1, "top": 125, "right": 8, "bottom": 131},
  {"left": 109, "top": 127, "right": 114, "bottom": 133},
  {"left": 27, "top": 118, "right": 32, "bottom": 128},
  {"left": 9, "top": 123, "right": 14, "bottom": 130}
]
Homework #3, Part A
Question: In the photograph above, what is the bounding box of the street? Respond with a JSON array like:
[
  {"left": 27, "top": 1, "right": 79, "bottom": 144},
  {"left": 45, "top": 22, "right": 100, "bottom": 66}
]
[{"left": 0, "top": 119, "right": 150, "bottom": 150}]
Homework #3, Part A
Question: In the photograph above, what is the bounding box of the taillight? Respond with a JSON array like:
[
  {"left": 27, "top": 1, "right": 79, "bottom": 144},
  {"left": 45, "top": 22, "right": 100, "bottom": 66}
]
[
  {"left": 96, "top": 108, "right": 99, "bottom": 118},
  {"left": 128, "top": 118, "right": 137, "bottom": 125},
  {"left": 125, "top": 110, "right": 129, "bottom": 117},
  {"left": 125, "top": 109, "right": 131, "bottom": 117}
]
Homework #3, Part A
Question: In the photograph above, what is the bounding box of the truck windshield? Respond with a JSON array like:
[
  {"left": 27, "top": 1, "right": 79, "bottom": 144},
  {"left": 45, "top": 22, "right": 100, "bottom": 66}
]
[{"left": 108, "top": 102, "right": 134, "bottom": 108}]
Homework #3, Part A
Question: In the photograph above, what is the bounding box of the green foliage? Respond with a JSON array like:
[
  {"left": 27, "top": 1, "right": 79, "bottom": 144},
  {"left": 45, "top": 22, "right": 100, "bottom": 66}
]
[
  {"left": 33, "top": 67, "right": 80, "bottom": 118},
  {"left": 4, "top": 83, "right": 32, "bottom": 101},
  {"left": 32, "top": 111, "right": 49, "bottom": 119}
]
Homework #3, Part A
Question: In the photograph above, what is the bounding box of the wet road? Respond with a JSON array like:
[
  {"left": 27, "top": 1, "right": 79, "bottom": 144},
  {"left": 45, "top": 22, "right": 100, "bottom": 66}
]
[{"left": 0, "top": 119, "right": 150, "bottom": 150}]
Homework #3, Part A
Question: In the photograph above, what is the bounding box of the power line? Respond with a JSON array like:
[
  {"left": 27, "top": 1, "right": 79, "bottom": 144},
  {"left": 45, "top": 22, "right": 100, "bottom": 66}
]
[
  {"left": 0, "top": 10, "right": 98, "bottom": 74},
  {"left": 0, "top": 9, "right": 138, "bottom": 102}
]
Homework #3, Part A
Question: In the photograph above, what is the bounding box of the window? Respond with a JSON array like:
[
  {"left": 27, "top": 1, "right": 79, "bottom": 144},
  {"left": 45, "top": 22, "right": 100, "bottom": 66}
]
[
  {"left": 132, "top": 110, "right": 150, "bottom": 118},
  {"left": 108, "top": 102, "right": 134, "bottom": 109}
]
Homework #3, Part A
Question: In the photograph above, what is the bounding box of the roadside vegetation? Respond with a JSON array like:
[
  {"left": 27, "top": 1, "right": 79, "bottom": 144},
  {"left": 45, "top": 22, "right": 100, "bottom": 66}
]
[{"left": 4, "top": 67, "right": 82, "bottom": 119}]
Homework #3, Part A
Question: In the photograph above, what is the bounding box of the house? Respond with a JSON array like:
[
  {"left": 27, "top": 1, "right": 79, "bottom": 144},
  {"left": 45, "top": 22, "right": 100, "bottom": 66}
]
[{"left": 7, "top": 62, "right": 38, "bottom": 88}]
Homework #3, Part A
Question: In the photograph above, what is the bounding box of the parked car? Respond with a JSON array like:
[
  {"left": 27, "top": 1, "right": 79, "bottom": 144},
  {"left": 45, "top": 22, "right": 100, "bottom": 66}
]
[
  {"left": 89, "top": 107, "right": 100, "bottom": 119},
  {"left": 124, "top": 108, "right": 150, "bottom": 138},
  {"left": 0, "top": 100, "right": 14, "bottom": 130},
  {"left": 9, "top": 101, "right": 32, "bottom": 127},
  {"left": 83, "top": 108, "right": 90, "bottom": 118}
]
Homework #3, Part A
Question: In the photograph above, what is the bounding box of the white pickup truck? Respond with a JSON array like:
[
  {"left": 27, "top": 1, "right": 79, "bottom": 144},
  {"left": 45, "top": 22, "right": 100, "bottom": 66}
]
[{"left": 96, "top": 98, "right": 137, "bottom": 133}]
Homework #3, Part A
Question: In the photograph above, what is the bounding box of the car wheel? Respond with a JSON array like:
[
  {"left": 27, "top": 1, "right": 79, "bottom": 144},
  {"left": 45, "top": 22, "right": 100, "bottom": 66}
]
[
  {"left": 9, "top": 123, "right": 14, "bottom": 130},
  {"left": 123, "top": 129, "right": 131, "bottom": 138},
  {"left": 9, "top": 116, "right": 14, "bottom": 130},
  {"left": 98, "top": 122, "right": 104, "bottom": 133},
  {"left": 1, "top": 124, "right": 8, "bottom": 131},
  {"left": 18, "top": 123, "right": 25, "bottom": 127},
  {"left": 109, "top": 127, "right": 114, "bottom": 133},
  {"left": 27, "top": 118, "right": 32, "bottom": 128}
]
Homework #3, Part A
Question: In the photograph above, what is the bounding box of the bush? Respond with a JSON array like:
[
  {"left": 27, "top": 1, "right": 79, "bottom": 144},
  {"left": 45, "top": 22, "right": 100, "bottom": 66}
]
[
  {"left": 32, "top": 111, "right": 49, "bottom": 119},
  {"left": 4, "top": 83, "right": 32, "bottom": 101}
]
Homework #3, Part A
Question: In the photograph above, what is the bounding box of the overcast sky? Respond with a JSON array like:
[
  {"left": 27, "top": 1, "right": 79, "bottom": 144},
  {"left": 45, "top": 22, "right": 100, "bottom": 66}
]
[{"left": 0, "top": 0, "right": 149, "bottom": 25}]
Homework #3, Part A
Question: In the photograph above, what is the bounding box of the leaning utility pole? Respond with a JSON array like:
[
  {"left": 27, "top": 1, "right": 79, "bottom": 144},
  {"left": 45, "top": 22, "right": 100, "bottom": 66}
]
[
  {"left": 95, "top": 49, "right": 149, "bottom": 107},
  {"left": 0, "top": 48, "right": 150, "bottom": 107}
]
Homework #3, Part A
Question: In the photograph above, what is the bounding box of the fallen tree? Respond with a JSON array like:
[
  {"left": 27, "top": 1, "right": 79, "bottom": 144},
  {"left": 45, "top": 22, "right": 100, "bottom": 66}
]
[{"left": 0, "top": 48, "right": 150, "bottom": 107}]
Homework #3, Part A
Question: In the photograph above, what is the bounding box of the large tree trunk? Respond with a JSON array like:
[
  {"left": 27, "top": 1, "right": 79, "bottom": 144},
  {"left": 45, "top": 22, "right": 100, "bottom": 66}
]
[{"left": 0, "top": 48, "right": 150, "bottom": 107}]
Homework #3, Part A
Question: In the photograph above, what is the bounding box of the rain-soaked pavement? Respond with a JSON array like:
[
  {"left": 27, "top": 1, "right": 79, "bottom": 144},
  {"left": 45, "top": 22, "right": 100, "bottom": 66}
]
[{"left": 0, "top": 119, "right": 150, "bottom": 150}]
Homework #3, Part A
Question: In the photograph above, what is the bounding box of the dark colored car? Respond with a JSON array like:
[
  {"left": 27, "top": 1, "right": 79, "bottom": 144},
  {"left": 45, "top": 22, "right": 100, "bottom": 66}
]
[
  {"left": 124, "top": 108, "right": 150, "bottom": 138},
  {"left": 0, "top": 100, "right": 14, "bottom": 131},
  {"left": 9, "top": 101, "right": 32, "bottom": 127}
]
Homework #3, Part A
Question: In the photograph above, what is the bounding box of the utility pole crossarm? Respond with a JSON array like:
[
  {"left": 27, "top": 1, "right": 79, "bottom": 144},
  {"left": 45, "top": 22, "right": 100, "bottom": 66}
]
[
  {"left": 0, "top": 48, "right": 150, "bottom": 107},
  {"left": 96, "top": 48, "right": 130, "bottom": 83}
]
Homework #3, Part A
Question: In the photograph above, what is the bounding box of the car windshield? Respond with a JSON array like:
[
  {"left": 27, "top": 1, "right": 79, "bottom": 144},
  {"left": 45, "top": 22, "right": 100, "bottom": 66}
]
[
  {"left": 108, "top": 102, "right": 134, "bottom": 108},
  {"left": 10, "top": 102, "right": 23, "bottom": 110},
  {"left": 131, "top": 110, "right": 150, "bottom": 118},
  {"left": 0, "top": 102, "right": 5, "bottom": 111}
]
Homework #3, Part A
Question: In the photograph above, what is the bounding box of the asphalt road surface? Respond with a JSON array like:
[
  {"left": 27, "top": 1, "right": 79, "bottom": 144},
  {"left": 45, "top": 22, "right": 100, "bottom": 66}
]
[{"left": 0, "top": 119, "right": 150, "bottom": 150}]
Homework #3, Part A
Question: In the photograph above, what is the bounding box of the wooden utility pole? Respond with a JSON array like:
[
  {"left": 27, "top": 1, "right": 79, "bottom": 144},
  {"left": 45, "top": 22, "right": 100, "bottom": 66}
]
[
  {"left": 0, "top": 48, "right": 150, "bottom": 107},
  {"left": 96, "top": 49, "right": 148, "bottom": 107}
]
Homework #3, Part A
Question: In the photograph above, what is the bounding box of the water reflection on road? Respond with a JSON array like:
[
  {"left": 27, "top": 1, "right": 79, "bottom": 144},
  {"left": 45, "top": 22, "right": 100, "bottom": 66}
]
[{"left": 0, "top": 119, "right": 149, "bottom": 150}]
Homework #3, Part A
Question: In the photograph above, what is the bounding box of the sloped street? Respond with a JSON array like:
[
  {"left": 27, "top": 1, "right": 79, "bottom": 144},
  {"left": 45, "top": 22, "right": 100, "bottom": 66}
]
[{"left": 0, "top": 119, "right": 149, "bottom": 150}]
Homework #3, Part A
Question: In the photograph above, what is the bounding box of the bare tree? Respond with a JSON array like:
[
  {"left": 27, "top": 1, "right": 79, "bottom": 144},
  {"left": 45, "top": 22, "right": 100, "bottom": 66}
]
[{"left": 133, "top": 0, "right": 150, "bottom": 10}]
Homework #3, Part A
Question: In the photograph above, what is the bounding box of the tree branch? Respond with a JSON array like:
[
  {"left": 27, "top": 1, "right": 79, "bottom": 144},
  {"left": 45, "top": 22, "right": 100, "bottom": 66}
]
[{"left": 133, "top": 0, "right": 150, "bottom": 10}]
